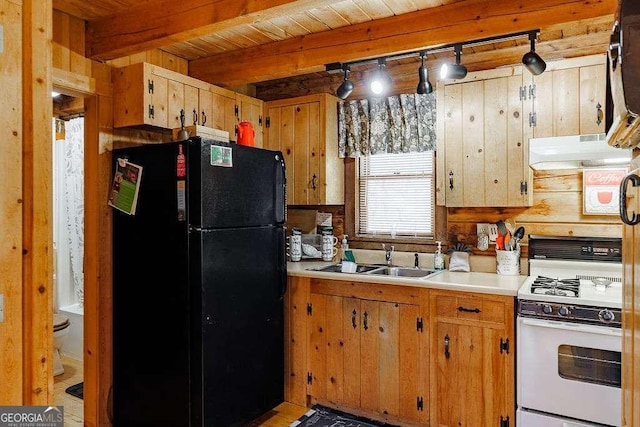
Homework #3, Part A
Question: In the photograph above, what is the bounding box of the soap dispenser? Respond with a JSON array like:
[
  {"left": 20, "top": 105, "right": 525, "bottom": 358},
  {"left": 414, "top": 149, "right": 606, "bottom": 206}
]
[
  {"left": 341, "top": 235, "right": 348, "bottom": 260},
  {"left": 341, "top": 235, "right": 356, "bottom": 262},
  {"left": 434, "top": 241, "right": 445, "bottom": 270}
]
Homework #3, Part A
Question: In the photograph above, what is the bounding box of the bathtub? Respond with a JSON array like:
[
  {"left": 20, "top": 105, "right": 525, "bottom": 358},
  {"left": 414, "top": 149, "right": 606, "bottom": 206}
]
[{"left": 59, "top": 303, "right": 83, "bottom": 362}]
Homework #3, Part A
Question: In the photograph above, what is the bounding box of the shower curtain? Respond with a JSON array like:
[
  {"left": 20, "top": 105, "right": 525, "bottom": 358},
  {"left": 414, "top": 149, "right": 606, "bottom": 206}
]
[{"left": 63, "top": 117, "right": 84, "bottom": 307}]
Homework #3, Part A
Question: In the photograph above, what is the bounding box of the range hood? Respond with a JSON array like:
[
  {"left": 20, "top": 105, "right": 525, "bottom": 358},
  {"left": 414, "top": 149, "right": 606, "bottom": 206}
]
[{"left": 529, "top": 133, "right": 631, "bottom": 170}]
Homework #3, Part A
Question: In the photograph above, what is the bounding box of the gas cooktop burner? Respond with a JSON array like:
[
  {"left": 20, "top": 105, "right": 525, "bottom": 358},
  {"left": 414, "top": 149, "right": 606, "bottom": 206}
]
[{"left": 530, "top": 276, "right": 580, "bottom": 298}]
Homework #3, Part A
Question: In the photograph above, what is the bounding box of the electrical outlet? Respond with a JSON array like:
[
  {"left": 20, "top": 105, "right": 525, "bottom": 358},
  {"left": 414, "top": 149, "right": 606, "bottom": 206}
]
[
  {"left": 0, "top": 294, "right": 3, "bottom": 323},
  {"left": 476, "top": 223, "right": 491, "bottom": 237}
]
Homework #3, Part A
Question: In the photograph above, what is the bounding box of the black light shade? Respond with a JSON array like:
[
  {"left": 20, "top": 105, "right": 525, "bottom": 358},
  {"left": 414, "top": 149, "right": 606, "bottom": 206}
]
[
  {"left": 369, "top": 58, "right": 391, "bottom": 96},
  {"left": 336, "top": 65, "right": 354, "bottom": 99},
  {"left": 416, "top": 52, "right": 433, "bottom": 95},
  {"left": 440, "top": 45, "right": 467, "bottom": 80},
  {"left": 523, "top": 32, "right": 546, "bottom": 75}
]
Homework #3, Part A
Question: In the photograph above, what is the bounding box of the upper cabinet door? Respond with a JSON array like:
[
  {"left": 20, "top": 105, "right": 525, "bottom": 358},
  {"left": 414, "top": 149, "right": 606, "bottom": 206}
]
[
  {"left": 209, "top": 88, "right": 238, "bottom": 140},
  {"left": 528, "top": 55, "right": 607, "bottom": 138},
  {"left": 113, "top": 63, "right": 169, "bottom": 128},
  {"left": 437, "top": 68, "right": 531, "bottom": 207},
  {"left": 264, "top": 94, "right": 343, "bottom": 206},
  {"left": 580, "top": 63, "right": 607, "bottom": 135}
]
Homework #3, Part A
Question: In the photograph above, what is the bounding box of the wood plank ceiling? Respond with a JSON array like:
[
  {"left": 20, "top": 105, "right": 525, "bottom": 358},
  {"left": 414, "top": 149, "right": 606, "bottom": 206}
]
[{"left": 53, "top": 0, "right": 617, "bottom": 101}]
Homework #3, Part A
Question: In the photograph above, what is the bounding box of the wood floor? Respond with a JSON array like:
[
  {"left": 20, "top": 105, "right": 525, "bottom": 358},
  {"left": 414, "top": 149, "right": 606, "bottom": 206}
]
[
  {"left": 54, "top": 355, "right": 307, "bottom": 426},
  {"left": 252, "top": 402, "right": 309, "bottom": 426}
]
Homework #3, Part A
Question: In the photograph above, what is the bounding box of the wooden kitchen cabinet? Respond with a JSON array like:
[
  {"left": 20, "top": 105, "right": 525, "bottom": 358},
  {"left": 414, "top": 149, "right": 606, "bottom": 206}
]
[
  {"left": 429, "top": 290, "right": 515, "bottom": 427},
  {"left": 525, "top": 55, "right": 607, "bottom": 138},
  {"left": 114, "top": 62, "right": 212, "bottom": 130},
  {"left": 209, "top": 86, "right": 239, "bottom": 141},
  {"left": 205, "top": 88, "right": 264, "bottom": 146},
  {"left": 284, "top": 277, "right": 429, "bottom": 425},
  {"left": 185, "top": 84, "right": 215, "bottom": 129},
  {"left": 264, "top": 94, "right": 343, "bottom": 205},
  {"left": 113, "top": 62, "right": 264, "bottom": 144},
  {"left": 113, "top": 62, "right": 169, "bottom": 128},
  {"left": 307, "top": 279, "right": 428, "bottom": 425},
  {"left": 436, "top": 67, "right": 532, "bottom": 207}
]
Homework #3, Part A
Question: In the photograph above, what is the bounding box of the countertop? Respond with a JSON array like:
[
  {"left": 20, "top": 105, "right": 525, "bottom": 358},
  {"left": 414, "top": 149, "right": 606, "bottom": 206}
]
[{"left": 287, "top": 261, "right": 526, "bottom": 296}]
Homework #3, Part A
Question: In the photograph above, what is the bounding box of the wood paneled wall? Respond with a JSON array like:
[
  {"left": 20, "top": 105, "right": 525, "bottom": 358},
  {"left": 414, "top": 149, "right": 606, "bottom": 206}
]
[
  {"left": 52, "top": 10, "right": 117, "bottom": 426},
  {"left": 53, "top": 9, "right": 91, "bottom": 76},
  {"left": 0, "top": 0, "right": 27, "bottom": 405},
  {"left": 22, "top": 0, "right": 54, "bottom": 406},
  {"left": 448, "top": 169, "right": 623, "bottom": 256}
]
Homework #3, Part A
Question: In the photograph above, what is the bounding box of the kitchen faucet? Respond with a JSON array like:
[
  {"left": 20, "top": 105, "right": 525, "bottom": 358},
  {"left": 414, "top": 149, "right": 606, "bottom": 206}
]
[{"left": 382, "top": 243, "right": 394, "bottom": 266}]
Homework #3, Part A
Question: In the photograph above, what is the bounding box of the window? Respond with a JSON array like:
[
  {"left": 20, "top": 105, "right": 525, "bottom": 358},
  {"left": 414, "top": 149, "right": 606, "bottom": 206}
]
[{"left": 358, "top": 151, "right": 434, "bottom": 238}]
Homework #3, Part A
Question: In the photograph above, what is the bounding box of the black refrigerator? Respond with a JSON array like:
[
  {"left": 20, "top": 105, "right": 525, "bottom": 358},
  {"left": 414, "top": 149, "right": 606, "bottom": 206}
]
[{"left": 112, "top": 137, "right": 286, "bottom": 426}]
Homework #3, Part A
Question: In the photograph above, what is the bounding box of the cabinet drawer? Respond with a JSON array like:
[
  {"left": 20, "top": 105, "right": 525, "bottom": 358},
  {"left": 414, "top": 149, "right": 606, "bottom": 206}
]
[{"left": 433, "top": 293, "right": 511, "bottom": 326}]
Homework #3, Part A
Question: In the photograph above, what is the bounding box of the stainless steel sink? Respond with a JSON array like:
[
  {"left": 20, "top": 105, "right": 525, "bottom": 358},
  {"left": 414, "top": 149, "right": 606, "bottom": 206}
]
[
  {"left": 366, "top": 266, "right": 437, "bottom": 278},
  {"left": 309, "top": 263, "right": 383, "bottom": 274}
]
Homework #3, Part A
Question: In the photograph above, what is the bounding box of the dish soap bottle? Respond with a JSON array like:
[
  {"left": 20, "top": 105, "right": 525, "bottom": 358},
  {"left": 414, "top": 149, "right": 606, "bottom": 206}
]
[
  {"left": 341, "top": 235, "right": 349, "bottom": 259},
  {"left": 341, "top": 235, "right": 356, "bottom": 262},
  {"left": 434, "top": 241, "right": 445, "bottom": 270}
]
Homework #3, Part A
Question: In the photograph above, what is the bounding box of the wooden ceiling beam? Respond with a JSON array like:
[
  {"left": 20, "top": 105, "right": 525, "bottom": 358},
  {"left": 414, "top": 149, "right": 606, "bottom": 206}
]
[
  {"left": 86, "top": 0, "right": 346, "bottom": 61},
  {"left": 189, "top": 0, "right": 616, "bottom": 87}
]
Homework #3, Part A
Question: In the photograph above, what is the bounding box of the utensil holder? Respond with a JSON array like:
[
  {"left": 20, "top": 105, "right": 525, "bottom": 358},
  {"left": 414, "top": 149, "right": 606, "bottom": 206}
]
[{"left": 496, "top": 249, "right": 520, "bottom": 275}]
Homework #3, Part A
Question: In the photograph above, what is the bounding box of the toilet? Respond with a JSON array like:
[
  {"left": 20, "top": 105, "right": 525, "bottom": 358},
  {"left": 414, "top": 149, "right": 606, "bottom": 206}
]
[{"left": 53, "top": 314, "right": 71, "bottom": 376}]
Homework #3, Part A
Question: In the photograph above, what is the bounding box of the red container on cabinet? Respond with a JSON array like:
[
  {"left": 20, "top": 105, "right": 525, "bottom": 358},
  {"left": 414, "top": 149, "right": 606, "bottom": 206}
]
[{"left": 237, "top": 121, "right": 255, "bottom": 147}]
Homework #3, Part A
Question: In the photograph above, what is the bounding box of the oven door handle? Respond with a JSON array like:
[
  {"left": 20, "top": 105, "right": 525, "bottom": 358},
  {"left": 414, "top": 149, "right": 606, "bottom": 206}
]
[{"left": 520, "top": 317, "right": 622, "bottom": 337}]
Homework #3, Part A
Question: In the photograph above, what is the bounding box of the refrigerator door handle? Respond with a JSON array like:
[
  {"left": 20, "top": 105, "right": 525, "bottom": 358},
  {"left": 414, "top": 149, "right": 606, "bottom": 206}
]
[
  {"left": 278, "top": 229, "right": 287, "bottom": 299},
  {"left": 274, "top": 153, "right": 287, "bottom": 224}
]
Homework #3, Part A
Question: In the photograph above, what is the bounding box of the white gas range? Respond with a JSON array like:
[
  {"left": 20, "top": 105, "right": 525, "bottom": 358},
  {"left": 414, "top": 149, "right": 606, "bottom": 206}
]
[{"left": 516, "top": 235, "right": 623, "bottom": 427}]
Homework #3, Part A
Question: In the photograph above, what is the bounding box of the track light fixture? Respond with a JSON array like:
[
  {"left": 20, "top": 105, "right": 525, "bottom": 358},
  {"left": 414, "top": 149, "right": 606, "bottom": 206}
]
[
  {"left": 369, "top": 58, "right": 391, "bottom": 96},
  {"left": 336, "top": 65, "right": 354, "bottom": 99},
  {"left": 327, "top": 29, "right": 543, "bottom": 98},
  {"left": 440, "top": 44, "right": 467, "bottom": 80},
  {"left": 522, "top": 31, "right": 546, "bottom": 75},
  {"left": 416, "top": 52, "right": 433, "bottom": 95}
]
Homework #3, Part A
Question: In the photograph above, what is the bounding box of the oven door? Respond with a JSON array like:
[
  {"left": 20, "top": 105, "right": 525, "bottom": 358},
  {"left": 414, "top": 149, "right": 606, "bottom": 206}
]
[{"left": 517, "top": 317, "right": 622, "bottom": 426}]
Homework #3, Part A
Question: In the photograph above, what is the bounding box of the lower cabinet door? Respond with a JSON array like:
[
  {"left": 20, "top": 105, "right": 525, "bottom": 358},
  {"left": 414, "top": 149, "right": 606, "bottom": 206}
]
[
  {"left": 307, "top": 293, "right": 424, "bottom": 423},
  {"left": 432, "top": 320, "right": 510, "bottom": 427}
]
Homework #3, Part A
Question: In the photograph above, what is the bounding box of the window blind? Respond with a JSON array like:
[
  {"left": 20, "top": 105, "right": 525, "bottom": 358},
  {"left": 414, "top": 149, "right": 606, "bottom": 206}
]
[{"left": 358, "top": 151, "right": 434, "bottom": 237}]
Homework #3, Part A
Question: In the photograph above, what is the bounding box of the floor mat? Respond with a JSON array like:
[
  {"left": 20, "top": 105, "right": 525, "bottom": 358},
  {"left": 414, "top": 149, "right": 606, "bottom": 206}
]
[
  {"left": 290, "top": 405, "right": 396, "bottom": 427},
  {"left": 65, "top": 382, "right": 83, "bottom": 400}
]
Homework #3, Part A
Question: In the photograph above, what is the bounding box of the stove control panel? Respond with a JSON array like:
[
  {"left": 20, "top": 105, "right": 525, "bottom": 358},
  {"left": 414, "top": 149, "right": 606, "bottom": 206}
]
[{"left": 518, "top": 300, "right": 621, "bottom": 327}]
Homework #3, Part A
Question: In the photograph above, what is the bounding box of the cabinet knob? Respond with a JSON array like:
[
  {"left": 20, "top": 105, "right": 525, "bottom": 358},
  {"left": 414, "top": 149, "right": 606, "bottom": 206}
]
[
  {"left": 311, "top": 174, "right": 317, "bottom": 190},
  {"left": 449, "top": 171, "right": 454, "bottom": 190}
]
